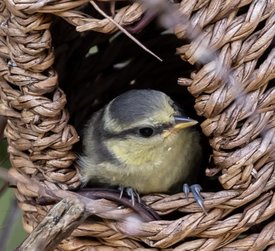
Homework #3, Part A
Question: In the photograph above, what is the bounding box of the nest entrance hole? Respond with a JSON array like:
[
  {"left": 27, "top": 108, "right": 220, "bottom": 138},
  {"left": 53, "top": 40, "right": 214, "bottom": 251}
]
[{"left": 51, "top": 16, "right": 219, "bottom": 193}]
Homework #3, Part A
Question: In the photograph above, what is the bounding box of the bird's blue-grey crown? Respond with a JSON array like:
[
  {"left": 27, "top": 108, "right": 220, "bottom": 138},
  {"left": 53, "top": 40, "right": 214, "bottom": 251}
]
[{"left": 108, "top": 89, "right": 178, "bottom": 125}]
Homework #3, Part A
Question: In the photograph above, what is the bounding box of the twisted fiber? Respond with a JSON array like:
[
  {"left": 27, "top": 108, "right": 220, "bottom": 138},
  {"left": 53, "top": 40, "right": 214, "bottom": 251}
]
[
  {"left": 181, "top": 31, "right": 274, "bottom": 100},
  {"left": 0, "top": 0, "right": 274, "bottom": 250},
  {"left": 179, "top": 0, "right": 254, "bottom": 29},
  {"left": 4, "top": 0, "right": 89, "bottom": 14},
  {"left": 15, "top": 161, "right": 274, "bottom": 248},
  {"left": 198, "top": 66, "right": 274, "bottom": 189},
  {"left": 267, "top": 245, "right": 275, "bottom": 251},
  {"left": 219, "top": 221, "right": 275, "bottom": 251},
  {"left": 187, "top": 45, "right": 274, "bottom": 118},
  {"left": 12, "top": 158, "right": 274, "bottom": 248},
  {"left": 4, "top": 0, "right": 258, "bottom": 37},
  {"left": 6, "top": 0, "right": 144, "bottom": 34},
  {"left": 81, "top": 191, "right": 274, "bottom": 249},
  {"left": 175, "top": 0, "right": 275, "bottom": 190},
  {"left": 0, "top": 0, "right": 80, "bottom": 198},
  {"left": 50, "top": 193, "right": 275, "bottom": 250},
  {"left": 75, "top": 2, "right": 143, "bottom": 33},
  {"left": 177, "top": 0, "right": 274, "bottom": 64},
  {"left": 144, "top": 162, "right": 275, "bottom": 214},
  {"left": 172, "top": 221, "right": 275, "bottom": 251},
  {"left": 59, "top": 237, "right": 160, "bottom": 250},
  {"left": 67, "top": 164, "right": 275, "bottom": 248}
]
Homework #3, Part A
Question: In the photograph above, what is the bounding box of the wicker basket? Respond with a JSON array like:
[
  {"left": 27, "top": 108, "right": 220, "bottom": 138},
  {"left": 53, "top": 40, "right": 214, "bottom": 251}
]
[{"left": 0, "top": 0, "right": 274, "bottom": 250}]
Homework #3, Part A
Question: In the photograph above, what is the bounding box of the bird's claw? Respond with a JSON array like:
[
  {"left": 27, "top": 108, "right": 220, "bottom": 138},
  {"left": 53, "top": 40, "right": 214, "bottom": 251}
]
[
  {"left": 119, "top": 186, "right": 141, "bottom": 206},
  {"left": 183, "top": 184, "right": 207, "bottom": 214}
]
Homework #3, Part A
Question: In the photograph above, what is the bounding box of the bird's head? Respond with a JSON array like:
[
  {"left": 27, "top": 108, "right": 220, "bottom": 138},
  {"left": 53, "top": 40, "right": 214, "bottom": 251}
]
[{"left": 98, "top": 89, "right": 198, "bottom": 166}]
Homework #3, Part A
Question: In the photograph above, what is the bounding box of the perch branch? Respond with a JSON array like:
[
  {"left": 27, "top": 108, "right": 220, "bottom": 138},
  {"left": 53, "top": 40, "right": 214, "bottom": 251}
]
[{"left": 16, "top": 197, "right": 87, "bottom": 251}]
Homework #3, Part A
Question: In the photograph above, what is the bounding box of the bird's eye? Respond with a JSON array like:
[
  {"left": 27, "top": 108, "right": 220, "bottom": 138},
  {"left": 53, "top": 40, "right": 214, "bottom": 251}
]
[{"left": 138, "top": 127, "right": 155, "bottom": 138}]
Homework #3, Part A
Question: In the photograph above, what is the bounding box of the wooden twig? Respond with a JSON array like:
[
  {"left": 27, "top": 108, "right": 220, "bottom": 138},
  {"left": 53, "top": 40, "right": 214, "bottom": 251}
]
[
  {"left": 90, "top": 0, "right": 163, "bottom": 62},
  {"left": 16, "top": 197, "right": 87, "bottom": 251}
]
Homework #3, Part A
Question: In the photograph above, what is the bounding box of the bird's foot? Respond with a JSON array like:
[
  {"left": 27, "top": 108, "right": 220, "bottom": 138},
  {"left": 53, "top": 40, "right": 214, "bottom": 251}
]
[
  {"left": 119, "top": 186, "right": 141, "bottom": 206},
  {"left": 183, "top": 184, "right": 207, "bottom": 214}
]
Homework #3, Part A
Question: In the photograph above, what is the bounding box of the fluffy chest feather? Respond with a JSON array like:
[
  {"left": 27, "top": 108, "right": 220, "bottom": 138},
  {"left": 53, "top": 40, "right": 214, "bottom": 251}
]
[{"left": 81, "top": 129, "right": 201, "bottom": 193}]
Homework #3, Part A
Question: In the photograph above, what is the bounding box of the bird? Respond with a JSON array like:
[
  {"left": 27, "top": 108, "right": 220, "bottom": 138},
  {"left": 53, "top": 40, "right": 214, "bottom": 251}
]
[{"left": 79, "top": 89, "right": 203, "bottom": 208}]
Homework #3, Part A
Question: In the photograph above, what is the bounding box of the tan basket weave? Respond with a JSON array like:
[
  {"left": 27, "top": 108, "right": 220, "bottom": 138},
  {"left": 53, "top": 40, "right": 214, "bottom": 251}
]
[{"left": 0, "top": 0, "right": 274, "bottom": 250}]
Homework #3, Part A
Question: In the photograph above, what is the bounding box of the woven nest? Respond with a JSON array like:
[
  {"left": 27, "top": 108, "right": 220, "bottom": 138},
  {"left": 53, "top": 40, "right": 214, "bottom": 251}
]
[{"left": 0, "top": 0, "right": 275, "bottom": 250}]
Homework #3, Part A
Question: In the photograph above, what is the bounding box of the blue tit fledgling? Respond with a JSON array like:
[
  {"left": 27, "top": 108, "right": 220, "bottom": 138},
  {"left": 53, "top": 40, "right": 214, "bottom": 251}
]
[{"left": 79, "top": 89, "right": 202, "bottom": 196}]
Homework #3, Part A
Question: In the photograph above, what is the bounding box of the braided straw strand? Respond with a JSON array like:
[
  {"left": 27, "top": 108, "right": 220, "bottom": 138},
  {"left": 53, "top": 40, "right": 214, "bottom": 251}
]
[{"left": 0, "top": 0, "right": 274, "bottom": 250}]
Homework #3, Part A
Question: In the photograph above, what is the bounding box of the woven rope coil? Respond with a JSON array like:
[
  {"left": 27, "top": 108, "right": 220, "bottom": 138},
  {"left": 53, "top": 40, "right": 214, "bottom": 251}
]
[{"left": 0, "top": 0, "right": 274, "bottom": 250}]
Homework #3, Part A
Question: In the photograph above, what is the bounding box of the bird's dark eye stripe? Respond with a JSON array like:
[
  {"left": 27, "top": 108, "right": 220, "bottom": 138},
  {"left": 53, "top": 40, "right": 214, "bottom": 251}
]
[
  {"left": 104, "top": 123, "right": 172, "bottom": 139},
  {"left": 135, "top": 124, "right": 171, "bottom": 137},
  {"left": 138, "top": 127, "right": 157, "bottom": 137}
]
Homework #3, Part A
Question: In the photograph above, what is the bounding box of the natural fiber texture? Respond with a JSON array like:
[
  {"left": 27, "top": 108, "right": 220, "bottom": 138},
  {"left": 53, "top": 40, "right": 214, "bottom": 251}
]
[{"left": 0, "top": 0, "right": 274, "bottom": 250}]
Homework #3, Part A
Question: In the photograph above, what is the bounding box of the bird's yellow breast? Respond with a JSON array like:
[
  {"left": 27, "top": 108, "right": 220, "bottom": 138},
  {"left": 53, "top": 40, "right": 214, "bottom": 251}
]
[{"left": 102, "top": 129, "right": 201, "bottom": 193}]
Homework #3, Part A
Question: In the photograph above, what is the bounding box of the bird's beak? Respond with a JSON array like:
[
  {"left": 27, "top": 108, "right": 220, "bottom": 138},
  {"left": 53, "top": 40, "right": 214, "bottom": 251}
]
[
  {"left": 162, "top": 116, "right": 198, "bottom": 138},
  {"left": 174, "top": 116, "right": 198, "bottom": 129}
]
